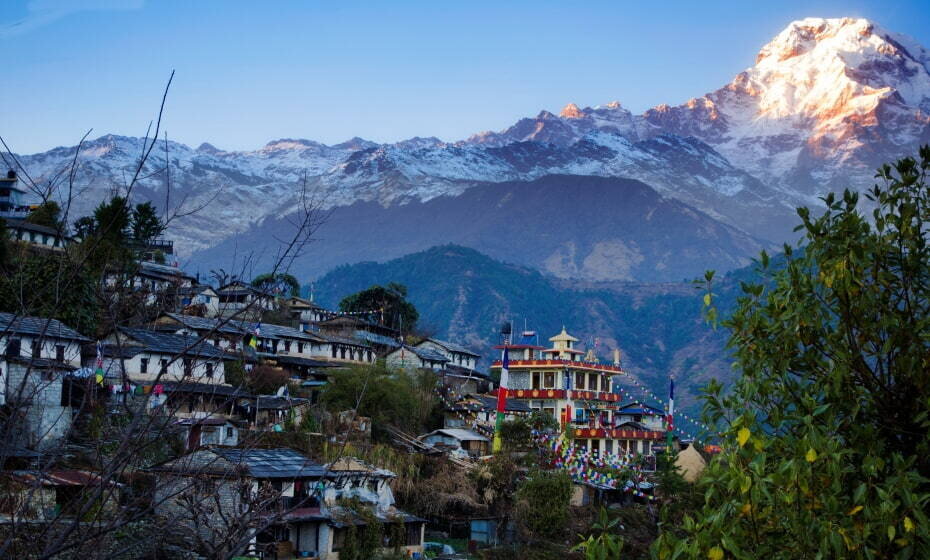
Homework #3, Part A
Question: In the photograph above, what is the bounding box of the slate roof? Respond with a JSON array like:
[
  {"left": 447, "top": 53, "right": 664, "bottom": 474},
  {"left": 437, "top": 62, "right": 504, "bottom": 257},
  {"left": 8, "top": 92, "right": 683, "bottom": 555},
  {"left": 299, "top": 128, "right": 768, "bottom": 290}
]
[
  {"left": 138, "top": 261, "right": 196, "bottom": 282},
  {"left": 242, "top": 322, "right": 319, "bottom": 342},
  {"left": 422, "top": 338, "right": 480, "bottom": 357},
  {"left": 5, "top": 356, "right": 78, "bottom": 371},
  {"left": 319, "top": 333, "right": 372, "bottom": 348},
  {"left": 118, "top": 328, "right": 229, "bottom": 360},
  {"left": 0, "top": 312, "right": 90, "bottom": 342},
  {"left": 354, "top": 330, "right": 401, "bottom": 349},
  {"left": 159, "top": 313, "right": 246, "bottom": 335},
  {"left": 162, "top": 382, "right": 252, "bottom": 398},
  {"left": 4, "top": 218, "right": 68, "bottom": 238},
  {"left": 255, "top": 396, "right": 309, "bottom": 410},
  {"left": 90, "top": 343, "right": 147, "bottom": 359},
  {"left": 273, "top": 355, "right": 337, "bottom": 369},
  {"left": 405, "top": 345, "right": 449, "bottom": 363},
  {"left": 444, "top": 364, "right": 490, "bottom": 379},
  {"left": 213, "top": 448, "right": 331, "bottom": 479}
]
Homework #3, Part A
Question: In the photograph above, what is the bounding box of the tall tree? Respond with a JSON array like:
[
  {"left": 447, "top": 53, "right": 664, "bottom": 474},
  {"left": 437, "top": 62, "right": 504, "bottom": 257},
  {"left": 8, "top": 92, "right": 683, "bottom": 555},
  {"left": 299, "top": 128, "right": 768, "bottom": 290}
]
[
  {"left": 131, "top": 201, "right": 163, "bottom": 242},
  {"left": 655, "top": 148, "right": 930, "bottom": 557},
  {"left": 339, "top": 283, "right": 418, "bottom": 332},
  {"left": 92, "top": 195, "right": 132, "bottom": 244}
]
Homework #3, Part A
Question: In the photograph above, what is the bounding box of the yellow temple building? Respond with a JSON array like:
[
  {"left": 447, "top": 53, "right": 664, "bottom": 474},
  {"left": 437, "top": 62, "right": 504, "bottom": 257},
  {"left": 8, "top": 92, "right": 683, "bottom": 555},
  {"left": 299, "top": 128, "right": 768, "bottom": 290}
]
[{"left": 490, "top": 327, "right": 665, "bottom": 459}]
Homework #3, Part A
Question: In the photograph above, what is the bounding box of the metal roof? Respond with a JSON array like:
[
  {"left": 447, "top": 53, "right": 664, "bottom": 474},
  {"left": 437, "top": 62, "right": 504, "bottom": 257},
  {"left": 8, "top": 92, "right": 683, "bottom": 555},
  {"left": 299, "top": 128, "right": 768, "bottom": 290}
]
[
  {"left": 159, "top": 313, "right": 247, "bottom": 335},
  {"left": 421, "top": 428, "right": 489, "bottom": 442},
  {"left": 0, "top": 312, "right": 90, "bottom": 342},
  {"left": 354, "top": 330, "right": 401, "bottom": 348}
]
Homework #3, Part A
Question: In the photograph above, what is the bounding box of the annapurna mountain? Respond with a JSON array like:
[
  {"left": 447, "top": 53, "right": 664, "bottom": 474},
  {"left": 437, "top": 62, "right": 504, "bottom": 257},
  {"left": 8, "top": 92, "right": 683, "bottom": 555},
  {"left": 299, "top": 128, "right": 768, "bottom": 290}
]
[{"left": 9, "top": 17, "right": 930, "bottom": 275}]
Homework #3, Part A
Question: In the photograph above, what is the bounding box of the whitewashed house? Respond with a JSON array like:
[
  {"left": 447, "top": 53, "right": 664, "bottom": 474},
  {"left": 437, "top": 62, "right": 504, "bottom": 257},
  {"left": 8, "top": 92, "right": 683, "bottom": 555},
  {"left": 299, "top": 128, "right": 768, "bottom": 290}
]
[
  {"left": 93, "top": 327, "right": 228, "bottom": 386},
  {"left": 384, "top": 345, "right": 449, "bottom": 371},
  {"left": 0, "top": 312, "right": 90, "bottom": 448},
  {"left": 416, "top": 338, "right": 481, "bottom": 371}
]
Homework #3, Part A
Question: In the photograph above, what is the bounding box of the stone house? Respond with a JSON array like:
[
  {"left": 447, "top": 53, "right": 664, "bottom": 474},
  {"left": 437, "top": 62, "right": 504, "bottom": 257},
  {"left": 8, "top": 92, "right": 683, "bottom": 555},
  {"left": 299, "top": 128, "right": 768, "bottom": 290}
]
[
  {"left": 0, "top": 469, "right": 121, "bottom": 521},
  {"left": 419, "top": 428, "right": 491, "bottom": 457}
]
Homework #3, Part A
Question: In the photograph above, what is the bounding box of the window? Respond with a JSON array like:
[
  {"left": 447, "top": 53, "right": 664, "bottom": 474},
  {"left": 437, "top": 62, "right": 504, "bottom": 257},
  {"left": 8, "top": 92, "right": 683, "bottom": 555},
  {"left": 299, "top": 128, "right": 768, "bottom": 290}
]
[
  {"left": 140, "top": 358, "right": 149, "bottom": 374},
  {"left": 531, "top": 372, "right": 541, "bottom": 390},
  {"left": 284, "top": 340, "right": 291, "bottom": 352},
  {"left": 159, "top": 359, "right": 168, "bottom": 373},
  {"left": 183, "top": 358, "right": 192, "bottom": 376},
  {"left": 543, "top": 372, "right": 555, "bottom": 388},
  {"left": 55, "top": 345, "right": 65, "bottom": 362},
  {"left": 576, "top": 372, "right": 585, "bottom": 390},
  {"left": 588, "top": 373, "right": 598, "bottom": 392},
  {"left": 601, "top": 376, "right": 610, "bottom": 392},
  {"left": 605, "top": 439, "right": 614, "bottom": 455},
  {"left": 31, "top": 340, "right": 41, "bottom": 359},
  {"left": 543, "top": 407, "right": 555, "bottom": 418},
  {"left": 331, "top": 345, "right": 337, "bottom": 358},
  {"left": 297, "top": 342, "right": 304, "bottom": 353},
  {"left": 206, "top": 362, "right": 214, "bottom": 378},
  {"left": 225, "top": 427, "right": 235, "bottom": 439},
  {"left": 340, "top": 347, "right": 346, "bottom": 359}
]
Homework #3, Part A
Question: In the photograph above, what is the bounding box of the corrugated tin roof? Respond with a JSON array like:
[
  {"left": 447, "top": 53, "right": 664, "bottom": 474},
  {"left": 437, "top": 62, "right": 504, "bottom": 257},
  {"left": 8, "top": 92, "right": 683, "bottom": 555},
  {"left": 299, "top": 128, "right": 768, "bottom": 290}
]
[
  {"left": 213, "top": 448, "right": 331, "bottom": 479},
  {"left": 421, "top": 428, "right": 489, "bottom": 442}
]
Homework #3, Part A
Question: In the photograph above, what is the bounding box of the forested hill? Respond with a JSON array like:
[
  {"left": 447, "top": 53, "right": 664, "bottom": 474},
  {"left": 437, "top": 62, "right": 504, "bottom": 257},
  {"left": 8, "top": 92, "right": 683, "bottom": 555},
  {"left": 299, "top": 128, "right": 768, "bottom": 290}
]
[{"left": 311, "top": 244, "right": 763, "bottom": 416}]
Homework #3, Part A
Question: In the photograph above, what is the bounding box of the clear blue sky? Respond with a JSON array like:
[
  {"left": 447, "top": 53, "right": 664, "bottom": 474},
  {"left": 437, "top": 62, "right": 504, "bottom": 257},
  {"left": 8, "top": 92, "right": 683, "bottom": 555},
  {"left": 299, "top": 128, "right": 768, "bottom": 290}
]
[{"left": 2, "top": 0, "right": 929, "bottom": 154}]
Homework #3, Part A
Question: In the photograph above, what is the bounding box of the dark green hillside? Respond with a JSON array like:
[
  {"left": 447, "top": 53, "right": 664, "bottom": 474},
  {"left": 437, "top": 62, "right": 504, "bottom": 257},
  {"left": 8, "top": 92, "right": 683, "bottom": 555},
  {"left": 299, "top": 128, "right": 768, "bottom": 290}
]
[{"left": 311, "top": 244, "right": 763, "bottom": 418}]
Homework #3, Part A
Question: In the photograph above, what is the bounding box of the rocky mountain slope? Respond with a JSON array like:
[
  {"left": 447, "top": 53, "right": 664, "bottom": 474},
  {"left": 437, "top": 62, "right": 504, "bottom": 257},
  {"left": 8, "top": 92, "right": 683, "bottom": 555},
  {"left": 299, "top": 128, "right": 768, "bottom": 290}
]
[{"left": 189, "top": 174, "right": 769, "bottom": 283}]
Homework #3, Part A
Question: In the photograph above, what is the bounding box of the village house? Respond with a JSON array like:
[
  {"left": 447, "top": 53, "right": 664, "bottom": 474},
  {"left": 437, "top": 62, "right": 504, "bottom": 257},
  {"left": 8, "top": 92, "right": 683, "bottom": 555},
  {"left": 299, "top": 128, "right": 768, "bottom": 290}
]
[
  {"left": 150, "top": 448, "right": 424, "bottom": 559},
  {"left": 0, "top": 469, "right": 122, "bottom": 521},
  {"left": 216, "top": 281, "right": 277, "bottom": 319},
  {"left": 416, "top": 338, "right": 481, "bottom": 371},
  {"left": 384, "top": 345, "right": 449, "bottom": 371},
  {"left": 490, "top": 327, "right": 665, "bottom": 460},
  {"left": 3, "top": 218, "right": 70, "bottom": 250},
  {"left": 0, "top": 169, "right": 30, "bottom": 219},
  {"left": 0, "top": 312, "right": 90, "bottom": 449},
  {"left": 104, "top": 261, "right": 197, "bottom": 306},
  {"left": 314, "top": 315, "right": 399, "bottom": 357},
  {"left": 178, "top": 285, "right": 220, "bottom": 317},
  {"left": 442, "top": 393, "right": 531, "bottom": 432},
  {"left": 93, "top": 327, "right": 229, "bottom": 386},
  {"left": 419, "top": 428, "right": 491, "bottom": 458},
  {"left": 282, "top": 296, "right": 332, "bottom": 329}
]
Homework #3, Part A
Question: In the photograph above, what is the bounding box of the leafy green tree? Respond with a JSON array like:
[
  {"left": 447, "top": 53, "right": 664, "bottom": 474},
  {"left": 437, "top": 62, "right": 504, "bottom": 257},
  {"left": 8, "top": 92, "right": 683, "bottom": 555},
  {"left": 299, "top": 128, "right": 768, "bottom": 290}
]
[
  {"left": 0, "top": 251, "right": 98, "bottom": 334},
  {"left": 320, "top": 364, "right": 438, "bottom": 440},
  {"left": 251, "top": 272, "right": 300, "bottom": 297},
  {"left": 654, "top": 148, "right": 930, "bottom": 558},
  {"left": 514, "top": 470, "right": 574, "bottom": 542},
  {"left": 25, "top": 200, "right": 64, "bottom": 230},
  {"left": 572, "top": 507, "right": 624, "bottom": 560},
  {"left": 130, "top": 201, "right": 163, "bottom": 242},
  {"left": 339, "top": 282, "right": 418, "bottom": 332}
]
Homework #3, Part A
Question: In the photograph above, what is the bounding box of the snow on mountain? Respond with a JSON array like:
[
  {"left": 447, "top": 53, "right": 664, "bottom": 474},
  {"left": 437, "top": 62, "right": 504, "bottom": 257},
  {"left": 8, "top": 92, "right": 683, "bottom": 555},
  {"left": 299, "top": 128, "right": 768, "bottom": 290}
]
[{"left": 639, "top": 17, "right": 930, "bottom": 196}]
